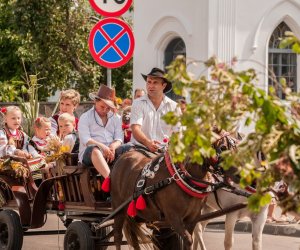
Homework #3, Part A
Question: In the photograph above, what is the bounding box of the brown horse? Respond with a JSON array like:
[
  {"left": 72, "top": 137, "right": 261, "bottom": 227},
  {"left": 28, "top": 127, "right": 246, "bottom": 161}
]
[{"left": 110, "top": 150, "right": 211, "bottom": 250}]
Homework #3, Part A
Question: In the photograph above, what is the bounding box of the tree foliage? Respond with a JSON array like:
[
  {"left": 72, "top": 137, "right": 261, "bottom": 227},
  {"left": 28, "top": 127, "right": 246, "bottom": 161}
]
[
  {"left": 0, "top": 0, "right": 133, "bottom": 100},
  {"left": 165, "top": 47, "right": 300, "bottom": 213}
]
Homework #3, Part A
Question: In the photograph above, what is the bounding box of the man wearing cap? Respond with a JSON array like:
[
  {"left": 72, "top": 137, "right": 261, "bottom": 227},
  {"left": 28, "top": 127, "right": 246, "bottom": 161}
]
[
  {"left": 78, "top": 84, "right": 123, "bottom": 178},
  {"left": 130, "top": 67, "right": 181, "bottom": 152}
]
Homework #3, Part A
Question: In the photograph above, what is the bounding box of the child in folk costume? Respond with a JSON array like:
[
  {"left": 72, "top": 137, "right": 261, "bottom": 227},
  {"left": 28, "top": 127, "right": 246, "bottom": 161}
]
[
  {"left": 122, "top": 106, "right": 132, "bottom": 143},
  {"left": 28, "top": 117, "right": 52, "bottom": 157},
  {"left": 0, "top": 106, "right": 31, "bottom": 159},
  {"left": 58, "top": 113, "right": 79, "bottom": 154},
  {"left": 50, "top": 89, "right": 80, "bottom": 135},
  {"left": 27, "top": 117, "right": 52, "bottom": 184}
]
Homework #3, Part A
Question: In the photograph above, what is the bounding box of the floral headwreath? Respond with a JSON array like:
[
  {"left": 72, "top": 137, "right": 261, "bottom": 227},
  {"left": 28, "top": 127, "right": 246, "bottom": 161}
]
[{"left": 0, "top": 107, "right": 7, "bottom": 114}]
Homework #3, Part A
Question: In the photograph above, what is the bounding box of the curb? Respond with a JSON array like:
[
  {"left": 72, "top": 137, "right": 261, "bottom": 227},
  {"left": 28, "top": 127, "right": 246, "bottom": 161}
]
[{"left": 206, "top": 221, "right": 300, "bottom": 237}]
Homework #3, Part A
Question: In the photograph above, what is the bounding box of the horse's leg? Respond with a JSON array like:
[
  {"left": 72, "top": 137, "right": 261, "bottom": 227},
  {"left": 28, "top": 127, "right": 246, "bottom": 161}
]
[
  {"left": 113, "top": 213, "right": 125, "bottom": 250},
  {"left": 224, "top": 212, "right": 238, "bottom": 250},
  {"left": 168, "top": 217, "right": 193, "bottom": 249},
  {"left": 251, "top": 206, "right": 268, "bottom": 250},
  {"left": 192, "top": 205, "right": 214, "bottom": 250},
  {"left": 193, "top": 223, "right": 205, "bottom": 250}
]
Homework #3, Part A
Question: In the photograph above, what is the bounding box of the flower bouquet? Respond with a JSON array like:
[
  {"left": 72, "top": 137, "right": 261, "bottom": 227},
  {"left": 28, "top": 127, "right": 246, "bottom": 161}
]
[
  {"left": 0, "top": 157, "right": 30, "bottom": 178},
  {"left": 45, "top": 136, "right": 70, "bottom": 175}
]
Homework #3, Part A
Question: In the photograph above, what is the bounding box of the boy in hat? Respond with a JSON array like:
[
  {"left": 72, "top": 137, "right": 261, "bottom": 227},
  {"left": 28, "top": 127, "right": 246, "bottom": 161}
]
[
  {"left": 78, "top": 84, "right": 123, "bottom": 178},
  {"left": 130, "top": 67, "right": 181, "bottom": 152}
]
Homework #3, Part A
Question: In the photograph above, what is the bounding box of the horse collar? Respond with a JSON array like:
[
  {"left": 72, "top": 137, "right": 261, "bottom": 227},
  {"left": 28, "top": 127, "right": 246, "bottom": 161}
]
[{"left": 164, "top": 152, "right": 210, "bottom": 199}]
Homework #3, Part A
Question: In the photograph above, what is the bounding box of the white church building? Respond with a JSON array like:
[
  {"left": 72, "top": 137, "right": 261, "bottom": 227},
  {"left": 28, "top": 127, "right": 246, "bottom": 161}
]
[{"left": 133, "top": 0, "right": 300, "bottom": 99}]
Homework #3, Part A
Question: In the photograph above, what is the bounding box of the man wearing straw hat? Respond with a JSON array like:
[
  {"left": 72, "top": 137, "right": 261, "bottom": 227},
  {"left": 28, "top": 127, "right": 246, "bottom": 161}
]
[{"left": 78, "top": 84, "right": 123, "bottom": 178}]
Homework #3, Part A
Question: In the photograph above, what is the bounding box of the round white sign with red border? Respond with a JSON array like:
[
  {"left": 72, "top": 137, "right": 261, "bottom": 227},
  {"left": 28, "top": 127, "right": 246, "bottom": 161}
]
[
  {"left": 89, "top": 18, "right": 135, "bottom": 68},
  {"left": 89, "top": 0, "right": 132, "bottom": 17}
]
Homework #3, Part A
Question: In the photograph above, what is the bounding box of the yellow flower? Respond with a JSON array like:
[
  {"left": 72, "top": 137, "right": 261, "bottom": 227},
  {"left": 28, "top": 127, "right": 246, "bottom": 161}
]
[
  {"left": 60, "top": 145, "right": 70, "bottom": 153},
  {"left": 115, "top": 97, "right": 123, "bottom": 105},
  {"left": 260, "top": 161, "right": 267, "bottom": 167}
]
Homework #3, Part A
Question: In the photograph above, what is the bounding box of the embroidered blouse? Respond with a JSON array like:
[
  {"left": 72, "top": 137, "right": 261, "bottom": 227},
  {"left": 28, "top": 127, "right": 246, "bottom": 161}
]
[{"left": 0, "top": 127, "right": 29, "bottom": 157}]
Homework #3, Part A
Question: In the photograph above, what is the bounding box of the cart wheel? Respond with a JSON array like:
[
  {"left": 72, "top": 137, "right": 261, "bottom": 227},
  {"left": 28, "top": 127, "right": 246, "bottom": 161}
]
[
  {"left": 0, "top": 210, "right": 23, "bottom": 250},
  {"left": 64, "top": 221, "right": 95, "bottom": 250}
]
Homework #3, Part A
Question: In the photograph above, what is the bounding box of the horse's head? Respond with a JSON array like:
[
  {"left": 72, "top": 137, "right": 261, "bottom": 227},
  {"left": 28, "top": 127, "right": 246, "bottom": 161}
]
[{"left": 210, "top": 132, "right": 240, "bottom": 182}]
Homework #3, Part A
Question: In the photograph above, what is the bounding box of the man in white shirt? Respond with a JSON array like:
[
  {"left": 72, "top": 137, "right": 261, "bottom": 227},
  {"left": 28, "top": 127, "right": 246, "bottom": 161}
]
[
  {"left": 78, "top": 85, "right": 123, "bottom": 178},
  {"left": 131, "top": 67, "right": 181, "bottom": 152}
]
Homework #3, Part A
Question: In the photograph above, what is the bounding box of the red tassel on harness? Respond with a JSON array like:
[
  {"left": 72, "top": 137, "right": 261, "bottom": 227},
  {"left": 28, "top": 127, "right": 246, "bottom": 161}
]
[
  {"left": 127, "top": 200, "right": 137, "bottom": 217},
  {"left": 136, "top": 195, "right": 146, "bottom": 210},
  {"left": 58, "top": 201, "right": 65, "bottom": 211},
  {"left": 101, "top": 177, "right": 111, "bottom": 193}
]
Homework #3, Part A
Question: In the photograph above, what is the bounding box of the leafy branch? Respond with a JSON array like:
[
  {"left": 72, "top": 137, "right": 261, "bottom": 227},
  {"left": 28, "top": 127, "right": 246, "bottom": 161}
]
[{"left": 165, "top": 51, "right": 300, "bottom": 212}]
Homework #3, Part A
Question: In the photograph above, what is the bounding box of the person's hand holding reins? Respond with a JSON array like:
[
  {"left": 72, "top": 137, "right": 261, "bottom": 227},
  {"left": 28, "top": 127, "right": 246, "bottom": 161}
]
[{"left": 145, "top": 140, "right": 161, "bottom": 152}]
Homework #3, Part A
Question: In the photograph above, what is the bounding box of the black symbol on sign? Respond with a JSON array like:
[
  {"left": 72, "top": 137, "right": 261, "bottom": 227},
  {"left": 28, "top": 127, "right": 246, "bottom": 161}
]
[{"left": 103, "top": 0, "right": 125, "bottom": 4}]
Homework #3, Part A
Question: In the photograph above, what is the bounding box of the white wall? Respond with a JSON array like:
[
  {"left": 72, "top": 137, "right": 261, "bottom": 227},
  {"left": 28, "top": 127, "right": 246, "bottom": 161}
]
[{"left": 133, "top": 0, "right": 300, "bottom": 92}]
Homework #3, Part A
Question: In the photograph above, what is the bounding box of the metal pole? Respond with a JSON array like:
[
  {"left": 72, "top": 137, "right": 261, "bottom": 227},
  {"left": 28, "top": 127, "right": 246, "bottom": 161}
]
[{"left": 107, "top": 68, "right": 112, "bottom": 88}]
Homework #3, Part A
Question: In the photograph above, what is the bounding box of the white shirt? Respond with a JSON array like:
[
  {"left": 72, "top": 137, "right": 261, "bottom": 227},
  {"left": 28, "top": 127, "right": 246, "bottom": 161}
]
[
  {"left": 49, "top": 116, "right": 58, "bottom": 135},
  {"left": 130, "top": 95, "right": 181, "bottom": 146},
  {"left": 78, "top": 107, "right": 123, "bottom": 162},
  {"left": 0, "top": 128, "right": 29, "bottom": 157},
  {"left": 62, "top": 133, "right": 77, "bottom": 153}
]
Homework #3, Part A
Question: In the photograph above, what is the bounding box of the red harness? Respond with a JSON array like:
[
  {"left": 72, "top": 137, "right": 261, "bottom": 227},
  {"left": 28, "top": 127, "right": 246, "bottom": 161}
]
[
  {"left": 164, "top": 152, "right": 209, "bottom": 199},
  {"left": 245, "top": 186, "right": 256, "bottom": 194}
]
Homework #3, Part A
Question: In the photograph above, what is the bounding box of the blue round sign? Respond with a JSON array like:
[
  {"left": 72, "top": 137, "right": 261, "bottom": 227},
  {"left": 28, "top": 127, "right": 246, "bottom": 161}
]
[{"left": 89, "top": 18, "right": 135, "bottom": 68}]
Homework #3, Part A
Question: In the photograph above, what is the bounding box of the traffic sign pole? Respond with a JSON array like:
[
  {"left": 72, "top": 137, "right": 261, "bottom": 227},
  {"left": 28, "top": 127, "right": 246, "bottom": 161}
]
[{"left": 107, "top": 68, "right": 112, "bottom": 88}]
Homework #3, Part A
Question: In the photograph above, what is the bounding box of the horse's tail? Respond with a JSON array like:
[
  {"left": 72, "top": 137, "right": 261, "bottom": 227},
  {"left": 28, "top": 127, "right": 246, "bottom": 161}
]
[{"left": 123, "top": 216, "right": 156, "bottom": 249}]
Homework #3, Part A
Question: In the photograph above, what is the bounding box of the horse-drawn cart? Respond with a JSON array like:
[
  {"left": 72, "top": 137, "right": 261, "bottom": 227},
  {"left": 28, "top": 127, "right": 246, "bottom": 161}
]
[
  {"left": 0, "top": 153, "right": 248, "bottom": 250},
  {"left": 0, "top": 154, "right": 117, "bottom": 250}
]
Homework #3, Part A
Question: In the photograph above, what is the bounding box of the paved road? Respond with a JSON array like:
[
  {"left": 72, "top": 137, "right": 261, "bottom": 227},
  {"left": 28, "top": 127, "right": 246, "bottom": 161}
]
[{"left": 22, "top": 215, "right": 300, "bottom": 250}]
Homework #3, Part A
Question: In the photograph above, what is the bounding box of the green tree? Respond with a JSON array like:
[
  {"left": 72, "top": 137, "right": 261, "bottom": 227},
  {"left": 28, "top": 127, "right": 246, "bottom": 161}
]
[{"left": 0, "top": 0, "right": 133, "bottom": 100}]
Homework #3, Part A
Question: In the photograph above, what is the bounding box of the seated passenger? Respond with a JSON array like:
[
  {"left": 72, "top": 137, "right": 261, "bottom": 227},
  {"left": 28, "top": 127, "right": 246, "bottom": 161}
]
[
  {"left": 28, "top": 117, "right": 52, "bottom": 158},
  {"left": 122, "top": 106, "right": 132, "bottom": 143},
  {"left": 50, "top": 89, "right": 80, "bottom": 135},
  {"left": 58, "top": 113, "right": 79, "bottom": 154},
  {"left": 27, "top": 117, "right": 52, "bottom": 185},
  {"left": 78, "top": 84, "right": 123, "bottom": 179},
  {"left": 0, "top": 106, "right": 31, "bottom": 159}
]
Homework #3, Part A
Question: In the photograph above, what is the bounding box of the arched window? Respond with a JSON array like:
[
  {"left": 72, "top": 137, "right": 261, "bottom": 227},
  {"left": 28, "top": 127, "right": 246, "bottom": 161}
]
[
  {"left": 164, "top": 37, "right": 186, "bottom": 100},
  {"left": 268, "top": 22, "right": 297, "bottom": 99}
]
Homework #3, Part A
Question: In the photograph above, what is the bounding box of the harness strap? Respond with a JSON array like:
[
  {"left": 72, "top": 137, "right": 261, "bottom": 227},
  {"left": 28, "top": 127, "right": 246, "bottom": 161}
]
[
  {"left": 96, "top": 177, "right": 174, "bottom": 228},
  {"left": 134, "top": 145, "right": 158, "bottom": 158},
  {"left": 165, "top": 152, "right": 209, "bottom": 199},
  {"left": 133, "top": 178, "right": 173, "bottom": 199},
  {"left": 213, "top": 191, "right": 223, "bottom": 210}
]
